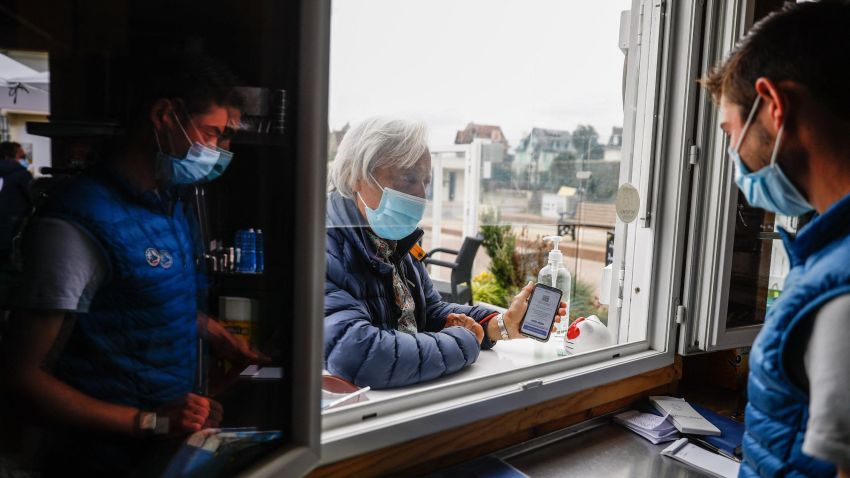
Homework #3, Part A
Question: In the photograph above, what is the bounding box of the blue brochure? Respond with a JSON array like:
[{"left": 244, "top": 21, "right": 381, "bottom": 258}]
[{"left": 690, "top": 404, "right": 744, "bottom": 457}]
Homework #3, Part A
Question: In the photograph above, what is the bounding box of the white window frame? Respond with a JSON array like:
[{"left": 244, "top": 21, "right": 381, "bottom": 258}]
[
  {"left": 242, "top": 0, "right": 329, "bottom": 476},
  {"left": 320, "top": 0, "right": 704, "bottom": 465},
  {"left": 678, "top": 0, "right": 760, "bottom": 355}
]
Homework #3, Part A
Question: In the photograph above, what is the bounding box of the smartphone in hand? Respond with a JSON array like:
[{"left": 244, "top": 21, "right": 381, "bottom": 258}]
[{"left": 519, "top": 283, "right": 563, "bottom": 342}]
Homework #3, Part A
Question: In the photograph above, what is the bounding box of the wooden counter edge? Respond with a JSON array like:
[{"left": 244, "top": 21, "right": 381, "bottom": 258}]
[{"left": 308, "top": 362, "right": 678, "bottom": 478}]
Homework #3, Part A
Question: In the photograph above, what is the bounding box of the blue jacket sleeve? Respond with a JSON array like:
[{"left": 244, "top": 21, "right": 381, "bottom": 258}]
[
  {"left": 324, "top": 270, "right": 482, "bottom": 389},
  {"left": 417, "top": 261, "right": 497, "bottom": 349}
]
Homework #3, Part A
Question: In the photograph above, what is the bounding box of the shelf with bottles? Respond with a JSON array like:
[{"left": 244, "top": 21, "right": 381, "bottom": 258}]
[{"left": 205, "top": 229, "right": 265, "bottom": 273}]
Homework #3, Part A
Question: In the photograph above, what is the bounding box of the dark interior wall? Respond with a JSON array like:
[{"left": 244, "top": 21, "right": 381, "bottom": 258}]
[{"left": 754, "top": 0, "right": 790, "bottom": 22}]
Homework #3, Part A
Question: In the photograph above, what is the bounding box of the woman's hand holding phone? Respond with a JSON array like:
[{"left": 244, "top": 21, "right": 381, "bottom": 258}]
[{"left": 489, "top": 282, "right": 567, "bottom": 341}]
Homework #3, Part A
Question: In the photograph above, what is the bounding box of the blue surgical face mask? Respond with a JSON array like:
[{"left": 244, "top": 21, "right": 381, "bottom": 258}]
[
  {"left": 729, "top": 96, "right": 813, "bottom": 217},
  {"left": 18, "top": 158, "right": 27, "bottom": 168},
  {"left": 155, "top": 112, "right": 232, "bottom": 185},
  {"left": 202, "top": 148, "right": 233, "bottom": 182},
  {"left": 358, "top": 174, "right": 427, "bottom": 240}
]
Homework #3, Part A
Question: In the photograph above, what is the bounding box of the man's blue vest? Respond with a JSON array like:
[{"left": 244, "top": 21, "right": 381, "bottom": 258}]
[
  {"left": 40, "top": 170, "right": 199, "bottom": 411},
  {"left": 740, "top": 194, "right": 850, "bottom": 477}
]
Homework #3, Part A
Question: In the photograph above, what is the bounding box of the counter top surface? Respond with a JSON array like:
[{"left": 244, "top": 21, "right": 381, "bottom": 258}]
[
  {"left": 505, "top": 422, "right": 713, "bottom": 478},
  {"left": 363, "top": 336, "right": 568, "bottom": 402}
]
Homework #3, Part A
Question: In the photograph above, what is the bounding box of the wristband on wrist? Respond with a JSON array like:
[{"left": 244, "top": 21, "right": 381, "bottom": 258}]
[
  {"left": 496, "top": 313, "right": 510, "bottom": 341},
  {"left": 135, "top": 411, "right": 170, "bottom": 436},
  {"left": 480, "top": 312, "right": 499, "bottom": 325}
]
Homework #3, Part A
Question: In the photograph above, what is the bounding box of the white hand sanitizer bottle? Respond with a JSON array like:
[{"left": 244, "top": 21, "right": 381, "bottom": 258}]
[{"left": 538, "top": 235, "right": 572, "bottom": 355}]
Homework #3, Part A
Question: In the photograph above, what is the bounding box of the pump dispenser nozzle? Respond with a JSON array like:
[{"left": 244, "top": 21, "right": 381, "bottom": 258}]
[{"left": 543, "top": 235, "right": 564, "bottom": 263}]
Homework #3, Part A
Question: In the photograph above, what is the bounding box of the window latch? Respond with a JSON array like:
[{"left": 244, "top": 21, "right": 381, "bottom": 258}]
[{"left": 520, "top": 379, "right": 543, "bottom": 391}]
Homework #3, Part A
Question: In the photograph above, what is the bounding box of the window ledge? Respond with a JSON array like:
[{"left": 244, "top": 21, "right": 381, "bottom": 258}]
[{"left": 320, "top": 347, "right": 674, "bottom": 465}]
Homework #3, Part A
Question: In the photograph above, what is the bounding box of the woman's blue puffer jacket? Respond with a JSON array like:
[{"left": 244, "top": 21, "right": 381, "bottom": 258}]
[{"left": 324, "top": 191, "right": 496, "bottom": 389}]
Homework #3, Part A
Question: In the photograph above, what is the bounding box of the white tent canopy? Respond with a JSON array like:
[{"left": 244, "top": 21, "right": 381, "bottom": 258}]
[{"left": 0, "top": 53, "right": 49, "bottom": 113}]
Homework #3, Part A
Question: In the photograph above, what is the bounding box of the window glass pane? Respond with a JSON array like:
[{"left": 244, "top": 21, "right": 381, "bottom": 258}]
[
  {"left": 0, "top": 2, "right": 307, "bottom": 475},
  {"left": 725, "top": 201, "right": 805, "bottom": 329},
  {"left": 325, "top": 0, "right": 647, "bottom": 405}
]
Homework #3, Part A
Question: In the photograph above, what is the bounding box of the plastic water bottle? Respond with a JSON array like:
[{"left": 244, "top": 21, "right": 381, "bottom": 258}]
[
  {"left": 235, "top": 229, "right": 257, "bottom": 273},
  {"left": 256, "top": 229, "right": 264, "bottom": 274},
  {"left": 537, "top": 236, "right": 572, "bottom": 356}
]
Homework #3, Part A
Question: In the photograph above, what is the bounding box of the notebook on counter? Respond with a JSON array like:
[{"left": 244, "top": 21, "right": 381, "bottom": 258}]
[
  {"left": 613, "top": 410, "right": 679, "bottom": 444},
  {"left": 650, "top": 396, "right": 721, "bottom": 436}
]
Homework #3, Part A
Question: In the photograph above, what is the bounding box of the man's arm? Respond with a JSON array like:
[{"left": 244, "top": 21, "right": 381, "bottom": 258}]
[
  {"left": 200, "top": 312, "right": 270, "bottom": 365},
  {"left": 4, "top": 311, "right": 223, "bottom": 436},
  {"left": 802, "top": 294, "right": 850, "bottom": 472},
  {"left": 3, "top": 310, "right": 138, "bottom": 436}
]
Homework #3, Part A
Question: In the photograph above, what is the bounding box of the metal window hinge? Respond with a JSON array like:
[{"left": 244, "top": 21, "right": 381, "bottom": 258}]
[
  {"left": 688, "top": 144, "right": 700, "bottom": 166},
  {"left": 636, "top": 1, "right": 646, "bottom": 46},
  {"left": 641, "top": 212, "right": 651, "bottom": 228},
  {"left": 675, "top": 304, "right": 687, "bottom": 325},
  {"left": 616, "top": 268, "right": 626, "bottom": 309}
]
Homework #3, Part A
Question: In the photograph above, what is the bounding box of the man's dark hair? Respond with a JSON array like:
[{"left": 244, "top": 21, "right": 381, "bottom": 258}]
[
  {"left": 0, "top": 141, "right": 21, "bottom": 160},
  {"left": 701, "top": 0, "right": 850, "bottom": 122},
  {"left": 120, "top": 51, "right": 245, "bottom": 127}
]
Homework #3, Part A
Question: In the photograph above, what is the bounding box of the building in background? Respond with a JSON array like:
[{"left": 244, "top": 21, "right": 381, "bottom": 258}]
[
  {"left": 327, "top": 122, "right": 349, "bottom": 162},
  {"left": 454, "top": 122, "right": 508, "bottom": 148},
  {"left": 603, "top": 126, "right": 623, "bottom": 162},
  {"left": 512, "top": 127, "right": 575, "bottom": 186},
  {"left": 454, "top": 122, "right": 510, "bottom": 189}
]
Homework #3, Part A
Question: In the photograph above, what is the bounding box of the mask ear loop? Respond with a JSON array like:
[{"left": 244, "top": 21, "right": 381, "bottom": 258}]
[
  {"left": 175, "top": 101, "right": 218, "bottom": 148},
  {"left": 769, "top": 124, "right": 784, "bottom": 166},
  {"left": 171, "top": 110, "right": 195, "bottom": 145},
  {"left": 369, "top": 172, "right": 386, "bottom": 192},
  {"left": 735, "top": 95, "right": 762, "bottom": 151},
  {"left": 153, "top": 128, "right": 164, "bottom": 153},
  {"left": 357, "top": 192, "right": 370, "bottom": 210},
  {"left": 358, "top": 172, "right": 385, "bottom": 210}
]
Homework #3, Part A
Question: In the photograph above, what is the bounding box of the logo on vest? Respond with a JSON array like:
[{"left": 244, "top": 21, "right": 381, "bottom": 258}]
[
  {"left": 160, "top": 250, "right": 173, "bottom": 269},
  {"left": 145, "top": 248, "right": 161, "bottom": 267}
]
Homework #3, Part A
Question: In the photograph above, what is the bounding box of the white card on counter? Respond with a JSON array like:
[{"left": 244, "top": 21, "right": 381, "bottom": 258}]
[
  {"left": 662, "top": 438, "right": 740, "bottom": 478},
  {"left": 240, "top": 365, "right": 260, "bottom": 377},
  {"left": 252, "top": 367, "right": 282, "bottom": 380}
]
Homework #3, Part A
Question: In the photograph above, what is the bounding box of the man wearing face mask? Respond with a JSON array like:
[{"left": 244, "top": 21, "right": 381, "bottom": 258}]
[
  {"left": 702, "top": 2, "right": 850, "bottom": 477},
  {"left": 0, "top": 141, "right": 32, "bottom": 295},
  {"left": 0, "top": 54, "right": 258, "bottom": 476},
  {"left": 325, "top": 117, "right": 566, "bottom": 389}
]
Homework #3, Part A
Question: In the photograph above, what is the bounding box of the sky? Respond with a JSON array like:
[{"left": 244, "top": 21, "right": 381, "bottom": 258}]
[{"left": 329, "top": 0, "right": 633, "bottom": 149}]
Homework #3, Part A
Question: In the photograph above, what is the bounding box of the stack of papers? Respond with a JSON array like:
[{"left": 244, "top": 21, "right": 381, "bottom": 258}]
[
  {"left": 662, "top": 438, "right": 740, "bottom": 478},
  {"left": 613, "top": 410, "right": 679, "bottom": 444},
  {"left": 650, "top": 396, "right": 721, "bottom": 436}
]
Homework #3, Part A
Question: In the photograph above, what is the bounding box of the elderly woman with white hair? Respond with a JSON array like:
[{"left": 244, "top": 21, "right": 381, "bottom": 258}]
[{"left": 324, "top": 117, "right": 565, "bottom": 389}]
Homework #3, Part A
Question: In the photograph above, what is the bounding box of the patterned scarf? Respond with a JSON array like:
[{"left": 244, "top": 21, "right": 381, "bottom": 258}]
[{"left": 367, "top": 232, "right": 418, "bottom": 334}]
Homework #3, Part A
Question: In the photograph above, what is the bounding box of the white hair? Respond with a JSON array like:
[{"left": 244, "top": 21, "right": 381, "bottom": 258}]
[{"left": 328, "top": 117, "right": 429, "bottom": 198}]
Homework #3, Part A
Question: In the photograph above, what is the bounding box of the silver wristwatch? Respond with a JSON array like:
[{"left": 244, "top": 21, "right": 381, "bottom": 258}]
[
  {"left": 496, "top": 313, "right": 510, "bottom": 341},
  {"left": 137, "top": 411, "right": 170, "bottom": 436}
]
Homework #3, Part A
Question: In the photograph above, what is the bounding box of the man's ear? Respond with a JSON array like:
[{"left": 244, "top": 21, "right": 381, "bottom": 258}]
[
  {"left": 149, "top": 98, "right": 175, "bottom": 131},
  {"left": 754, "top": 77, "right": 786, "bottom": 133}
]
